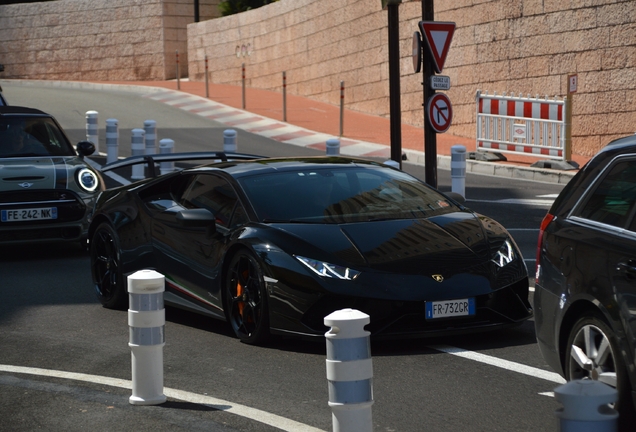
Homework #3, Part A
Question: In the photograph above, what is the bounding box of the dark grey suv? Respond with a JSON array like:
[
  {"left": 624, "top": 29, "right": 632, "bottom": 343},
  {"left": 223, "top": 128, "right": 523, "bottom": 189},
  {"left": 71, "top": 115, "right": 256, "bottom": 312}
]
[{"left": 535, "top": 134, "right": 636, "bottom": 430}]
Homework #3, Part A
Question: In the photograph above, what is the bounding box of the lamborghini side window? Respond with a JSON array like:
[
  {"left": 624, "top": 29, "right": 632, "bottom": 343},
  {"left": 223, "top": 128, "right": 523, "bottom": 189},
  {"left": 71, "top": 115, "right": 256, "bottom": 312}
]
[
  {"left": 180, "top": 174, "right": 240, "bottom": 228},
  {"left": 576, "top": 159, "right": 636, "bottom": 229}
]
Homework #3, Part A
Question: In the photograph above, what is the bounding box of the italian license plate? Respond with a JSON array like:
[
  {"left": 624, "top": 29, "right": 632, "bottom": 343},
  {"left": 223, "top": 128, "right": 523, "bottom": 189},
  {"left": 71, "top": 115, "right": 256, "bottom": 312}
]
[
  {"left": 1, "top": 207, "right": 57, "bottom": 222},
  {"left": 426, "top": 298, "right": 475, "bottom": 319}
]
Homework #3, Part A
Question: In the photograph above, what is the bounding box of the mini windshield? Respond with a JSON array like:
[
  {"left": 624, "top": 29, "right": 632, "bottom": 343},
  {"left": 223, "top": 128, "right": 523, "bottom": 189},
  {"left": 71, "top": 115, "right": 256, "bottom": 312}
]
[
  {"left": 0, "top": 116, "right": 75, "bottom": 157},
  {"left": 239, "top": 165, "right": 459, "bottom": 223}
]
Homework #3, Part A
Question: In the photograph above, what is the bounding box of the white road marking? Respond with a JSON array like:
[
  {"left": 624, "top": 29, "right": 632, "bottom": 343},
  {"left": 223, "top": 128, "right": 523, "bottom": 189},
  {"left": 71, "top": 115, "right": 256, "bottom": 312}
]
[
  {"left": 428, "top": 345, "right": 566, "bottom": 385},
  {"left": 0, "top": 365, "right": 324, "bottom": 432}
]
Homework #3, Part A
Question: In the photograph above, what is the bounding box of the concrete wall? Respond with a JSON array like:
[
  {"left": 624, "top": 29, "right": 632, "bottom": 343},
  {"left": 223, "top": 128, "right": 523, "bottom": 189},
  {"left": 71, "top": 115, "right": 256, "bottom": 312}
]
[
  {"left": 1, "top": 0, "right": 634, "bottom": 156},
  {"left": 0, "top": 0, "right": 221, "bottom": 81},
  {"left": 188, "top": 0, "right": 636, "bottom": 157}
]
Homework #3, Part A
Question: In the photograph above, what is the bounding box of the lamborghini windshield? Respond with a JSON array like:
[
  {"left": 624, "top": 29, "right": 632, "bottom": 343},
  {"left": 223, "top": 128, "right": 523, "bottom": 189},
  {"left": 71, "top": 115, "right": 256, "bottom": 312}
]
[{"left": 239, "top": 165, "right": 459, "bottom": 223}]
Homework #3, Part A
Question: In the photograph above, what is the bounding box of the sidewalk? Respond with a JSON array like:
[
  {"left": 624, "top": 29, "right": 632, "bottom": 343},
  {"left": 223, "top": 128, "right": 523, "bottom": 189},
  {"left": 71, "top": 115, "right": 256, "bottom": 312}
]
[{"left": 101, "top": 79, "right": 589, "bottom": 185}]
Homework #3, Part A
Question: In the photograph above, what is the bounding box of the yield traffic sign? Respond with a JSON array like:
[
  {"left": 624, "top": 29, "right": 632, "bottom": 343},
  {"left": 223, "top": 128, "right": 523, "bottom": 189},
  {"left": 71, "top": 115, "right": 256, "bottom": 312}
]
[
  {"left": 426, "top": 93, "right": 453, "bottom": 133},
  {"left": 418, "top": 21, "right": 455, "bottom": 73}
]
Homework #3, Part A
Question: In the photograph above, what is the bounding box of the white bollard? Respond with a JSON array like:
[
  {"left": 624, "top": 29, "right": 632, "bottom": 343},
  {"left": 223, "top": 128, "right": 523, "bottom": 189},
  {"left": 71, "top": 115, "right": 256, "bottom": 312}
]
[
  {"left": 144, "top": 120, "right": 157, "bottom": 156},
  {"left": 223, "top": 129, "right": 237, "bottom": 153},
  {"left": 324, "top": 309, "right": 373, "bottom": 432},
  {"left": 451, "top": 145, "right": 467, "bottom": 198},
  {"left": 131, "top": 129, "right": 145, "bottom": 180},
  {"left": 326, "top": 138, "right": 340, "bottom": 156},
  {"left": 105, "top": 118, "right": 119, "bottom": 164},
  {"left": 128, "top": 270, "right": 167, "bottom": 406},
  {"left": 383, "top": 160, "right": 400, "bottom": 169},
  {"left": 85, "top": 110, "right": 99, "bottom": 153},
  {"left": 554, "top": 380, "right": 618, "bottom": 432},
  {"left": 159, "top": 138, "right": 175, "bottom": 175}
]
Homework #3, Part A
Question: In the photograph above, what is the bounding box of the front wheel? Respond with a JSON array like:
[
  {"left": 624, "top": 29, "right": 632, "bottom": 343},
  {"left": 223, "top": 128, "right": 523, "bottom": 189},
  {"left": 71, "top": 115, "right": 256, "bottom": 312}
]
[
  {"left": 224, "top": 250, "right": 270, "bottom": 345},
  {"left": 565, "top": 314, "right": 635, "bottom": 427},
  {"left": 90, "top": 223, "right": 126, "bottom": 309}
]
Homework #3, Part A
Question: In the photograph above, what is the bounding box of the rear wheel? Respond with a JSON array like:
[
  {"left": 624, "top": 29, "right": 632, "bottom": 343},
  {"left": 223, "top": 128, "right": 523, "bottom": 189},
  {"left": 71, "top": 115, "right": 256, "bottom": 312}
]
[
  {"left": 224, "top": 250, "right": 270, "bottom": 345},
  {"left": 565, "top": 314, "right": 635, "bottom": 427},
  {"left": 90, "top": 223, "right": 126, "bottom": 309}
]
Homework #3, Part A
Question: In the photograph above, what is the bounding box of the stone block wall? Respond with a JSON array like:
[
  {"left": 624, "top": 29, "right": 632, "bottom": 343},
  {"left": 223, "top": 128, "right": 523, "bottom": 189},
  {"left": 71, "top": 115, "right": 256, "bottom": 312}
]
[
  {"left": 188, "top": 0, "right": 636, "bottom": 157},
  {"left": 0, "top": 0, "right": 220, "bottom": 81}
]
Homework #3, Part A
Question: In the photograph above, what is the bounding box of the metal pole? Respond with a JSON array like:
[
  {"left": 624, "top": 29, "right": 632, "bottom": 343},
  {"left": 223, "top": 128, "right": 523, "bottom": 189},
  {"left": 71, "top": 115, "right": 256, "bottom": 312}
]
[
  {"left": 205, "top": 55, "right": 209, "bottom": 98},
  {"left": 176, "top": 50, "right": 180, "bottom": 90},
  {"left": 283, "top": 71, "right": 287, "bottom": 122},
  {"left": 242, "top": 63, "right": 246, "bottom": 109},
  {"left": 387, "top": 1, "right": 403, "bottom": 168},
  {"left": 339, "top": 81, "right": 344, "bottom": 137},
  {"left": 422, "top": 0, "right": 437, "bottom": 188},
  {"left": 194, "top": 0, "right": 200, "bottom": 22}
]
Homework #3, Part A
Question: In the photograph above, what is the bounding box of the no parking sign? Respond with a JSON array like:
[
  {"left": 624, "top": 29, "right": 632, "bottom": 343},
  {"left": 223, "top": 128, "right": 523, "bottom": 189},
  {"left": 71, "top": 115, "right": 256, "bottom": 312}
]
[{"left": 426, "top": 93, "right": 453, "bottom": 133}]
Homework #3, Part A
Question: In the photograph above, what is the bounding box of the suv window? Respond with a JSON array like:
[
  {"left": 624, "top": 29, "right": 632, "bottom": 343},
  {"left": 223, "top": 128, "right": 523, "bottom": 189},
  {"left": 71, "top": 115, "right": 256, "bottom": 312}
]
[{"left": 576, "top": 159, "right": 636, "bottom": 229}]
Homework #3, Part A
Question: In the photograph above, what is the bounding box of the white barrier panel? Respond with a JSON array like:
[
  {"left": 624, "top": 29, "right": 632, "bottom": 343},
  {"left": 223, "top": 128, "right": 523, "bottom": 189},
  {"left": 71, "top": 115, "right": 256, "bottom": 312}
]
[
  {"left": 85, "top": 111, "right": 99, "bottom": 153},
  {"left": 554, "top": 380, "right": 617, "bottom": 432},
  {"left": 326, "top": 138, "right": 340, "bottom": 156},
  {"left": 476, "top": 90, "right": 566, "bottom": 161},
  {"left": 451, "top": 145, "right": 466, "bottom": 198},
  {"left": 105, "top": 119, "right": 119, "bottom": 164},
  {"left": 131, "top": 129, "right": 145, "bottom": 180},
  {"left": 223, "top": 129, "right": 237, "bottom": 153},
  {"left": 128, "top": 270, "right": 166, "bottom": 406},
  {"left": 159, "top": 138, "right": 175, "bottom": 175},
  {"left": 144, "top": 120, "right": 157, "bottom": 156},
  {"left": 324, "top": 309, "right": 373, "bottom": 432}
]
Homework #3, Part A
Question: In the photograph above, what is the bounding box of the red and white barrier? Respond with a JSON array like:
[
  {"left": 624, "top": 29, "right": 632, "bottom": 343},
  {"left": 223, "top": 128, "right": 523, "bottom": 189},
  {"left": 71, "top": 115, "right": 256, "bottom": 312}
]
[{"left": 476, "top": 90, "right": 566, "bottom": 160}]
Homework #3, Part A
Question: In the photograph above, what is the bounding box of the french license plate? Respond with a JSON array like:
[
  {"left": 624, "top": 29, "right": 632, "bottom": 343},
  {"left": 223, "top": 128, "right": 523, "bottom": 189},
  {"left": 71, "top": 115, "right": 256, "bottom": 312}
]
[
  {"left": 1, "top": 207, "right": 57, "bottom": 222},
  {"left": 426, "top": 298, "right": 475, "bottom": 319}
]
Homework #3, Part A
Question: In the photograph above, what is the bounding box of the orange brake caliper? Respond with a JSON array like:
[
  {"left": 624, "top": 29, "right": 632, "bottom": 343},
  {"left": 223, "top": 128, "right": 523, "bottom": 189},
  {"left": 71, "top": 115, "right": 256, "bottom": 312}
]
[{"left": 236, "top": 280, "right": 245, "bottom": 317}]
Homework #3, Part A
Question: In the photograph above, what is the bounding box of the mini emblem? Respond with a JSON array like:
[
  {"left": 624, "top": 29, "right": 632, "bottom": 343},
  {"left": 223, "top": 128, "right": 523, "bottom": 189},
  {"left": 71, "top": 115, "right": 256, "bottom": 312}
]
[
  {"left": 432, "top": 274, "right": 444, "bottom": 282},
  {"left": 18, "top": 182, "right": 34, "bottom": 188}
]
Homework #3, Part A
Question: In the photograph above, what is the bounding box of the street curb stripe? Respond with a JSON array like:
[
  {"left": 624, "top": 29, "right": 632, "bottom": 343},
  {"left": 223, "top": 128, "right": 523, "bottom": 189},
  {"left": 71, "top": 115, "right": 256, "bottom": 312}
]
[{"left": 0, "top": 365, "right": 324, "bottom": 432}]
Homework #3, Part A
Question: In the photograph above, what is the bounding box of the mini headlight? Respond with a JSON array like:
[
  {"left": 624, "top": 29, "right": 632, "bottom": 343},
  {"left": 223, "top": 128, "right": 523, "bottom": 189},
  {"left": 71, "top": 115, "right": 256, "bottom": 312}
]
[
  {"left": 77, "top": 168, "right": 99, "bottom": 193},
  {"left": 295, "top": 255, "right": 360, "bottom": 280},
  {"left": 492, "top": 240, "right": 516, "bottom": 268}
]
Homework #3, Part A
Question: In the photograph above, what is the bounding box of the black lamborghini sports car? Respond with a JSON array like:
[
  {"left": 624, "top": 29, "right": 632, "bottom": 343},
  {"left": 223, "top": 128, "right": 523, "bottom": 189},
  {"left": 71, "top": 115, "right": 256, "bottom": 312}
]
[{"left": 89, "top": 154, "right": 532, "bottom": 344}]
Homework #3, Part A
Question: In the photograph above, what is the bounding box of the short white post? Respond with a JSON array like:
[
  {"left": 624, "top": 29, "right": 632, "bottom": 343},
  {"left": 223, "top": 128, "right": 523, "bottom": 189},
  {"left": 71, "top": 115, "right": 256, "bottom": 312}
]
[
  {"left": 324, "top": 309, "right": 373, "bottom": 432},
  {"left": 131, "top": 128, "right": 145, "bottom": 180},
  {"left": 223, "top": 129, "right": 237, "bottom": 153},
  {"left": 128, "top": 269, "right": 167, "bottom": 406},
  {"left": 159, "top": 138, "right": 175, "bottom": 175},
  {"left": 554, "top": 380, "right": 618, "bottom": 432},
  {"left": 451, "top": 145, "right": 466, "bottom": 198},
  {"left": 326, "top": 138, "right": 340, "bottom": 156},
  {"left": 85, "top": 110, "right": 99, "bottom": 153},
  {"left": 105, "top": 118, "right": 119, "bottom": 164},
  {"left": 144, "top": 120, "right": 157, "bottom": 157}
]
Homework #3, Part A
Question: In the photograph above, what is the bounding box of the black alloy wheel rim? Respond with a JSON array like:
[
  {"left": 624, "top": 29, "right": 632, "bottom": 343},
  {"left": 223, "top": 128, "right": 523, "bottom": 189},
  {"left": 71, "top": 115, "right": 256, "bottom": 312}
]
[
  {"left": 91, "top": 228, "right": 120, "bottom": 302},
  {"left": 227, "top": 254, "right": 263, "bottom": 339}
]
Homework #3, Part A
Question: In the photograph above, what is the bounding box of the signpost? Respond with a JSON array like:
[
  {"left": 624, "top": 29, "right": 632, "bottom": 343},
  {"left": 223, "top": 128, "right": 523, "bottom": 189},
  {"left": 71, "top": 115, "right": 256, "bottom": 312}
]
[
  {"left": 426, "top": 93, "right": 453, "bottom": 133},
  {"left": 416, "top": 9, "right": 456, "bottom": 188}
]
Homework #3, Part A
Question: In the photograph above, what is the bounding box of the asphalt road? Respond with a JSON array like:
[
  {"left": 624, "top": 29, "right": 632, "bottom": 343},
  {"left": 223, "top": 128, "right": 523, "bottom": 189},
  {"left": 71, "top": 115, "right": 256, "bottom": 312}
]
[{"left": 0, "top": 82, "right": 569, "bottom": 431}]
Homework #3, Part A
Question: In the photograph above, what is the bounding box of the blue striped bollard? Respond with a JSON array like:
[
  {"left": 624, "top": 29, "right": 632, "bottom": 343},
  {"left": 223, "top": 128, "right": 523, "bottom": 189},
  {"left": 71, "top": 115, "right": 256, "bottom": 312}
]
[
  {"left": 131, "top": 128, "right": 145, "bottom": 180},
  {"left": 85, "top": 111, "right": 98, "bottom": 153},
  {"left": 451, "top": 145, "right": 466, "bottom": 198},
  {"left": 144, "top": 120, "right": 157, "bottom": 157},
  {"left": 223, "top": 129, "right": 237, "bottom": 153},
  {"left": 105, "top": 118, "right": 119, "bottom": 164},
  {"left": 128, "top": 270, "right": 167, "bottom": 406},
  {"left": 554, "top": 380, "right": 617, "bottom": 432},
  {"left": 324, "top": 309, "right": 373, "bottom": 432},
  {"left": 326, "top": 138, "right": 340, "bottom": 156},
  {"left": 159, "top": 138, "right": 175, "bottom": 175}
]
